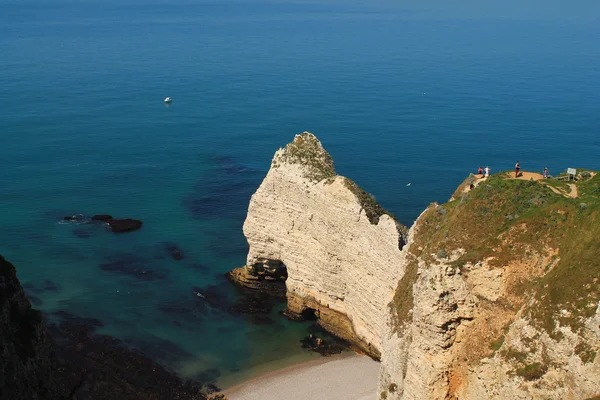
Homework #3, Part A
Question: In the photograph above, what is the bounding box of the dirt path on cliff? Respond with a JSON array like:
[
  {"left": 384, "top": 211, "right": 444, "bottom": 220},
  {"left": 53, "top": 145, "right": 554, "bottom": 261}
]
[
  {"left": 462, "top": 172, "right": 578, "bottom": 199},
  {"left": 506, "top": 171, "right": 578, "bottom": 198}
]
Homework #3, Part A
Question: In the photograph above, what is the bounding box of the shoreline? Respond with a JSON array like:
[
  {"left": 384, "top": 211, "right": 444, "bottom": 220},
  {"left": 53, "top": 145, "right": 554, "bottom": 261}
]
[{"left": 223, "top": 353, "right": 379, "bottom": 400}]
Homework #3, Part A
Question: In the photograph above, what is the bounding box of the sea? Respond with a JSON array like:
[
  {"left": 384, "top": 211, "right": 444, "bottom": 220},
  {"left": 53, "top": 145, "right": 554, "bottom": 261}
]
[{"left": 1, "top": 0, "right": 599, "bottom": 389}]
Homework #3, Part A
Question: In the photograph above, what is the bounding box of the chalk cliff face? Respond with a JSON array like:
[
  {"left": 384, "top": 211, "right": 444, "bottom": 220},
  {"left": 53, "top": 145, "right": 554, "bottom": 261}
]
[
  {"left": 239, "top": 133, "right": 600, "bottom": 399},
  {"left": 0, "top": 255, "right": 60, "bottom": 400},
  {"left": 378, "top": 176, "right": 600, "bottom": 400},
  {"left": 238, "top": 132, "right": 408, "bottom": 357}
]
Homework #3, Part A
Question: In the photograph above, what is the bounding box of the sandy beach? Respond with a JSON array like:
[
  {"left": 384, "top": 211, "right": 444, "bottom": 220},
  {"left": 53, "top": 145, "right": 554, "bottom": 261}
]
[{"left": 224, "top": 354, "right": 379, "bottom": 400}]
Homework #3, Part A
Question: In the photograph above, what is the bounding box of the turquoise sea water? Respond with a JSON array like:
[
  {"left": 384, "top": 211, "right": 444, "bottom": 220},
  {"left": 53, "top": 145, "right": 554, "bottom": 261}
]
[{"left": 1, "top": 0, "right": 599, "bottom": 387}]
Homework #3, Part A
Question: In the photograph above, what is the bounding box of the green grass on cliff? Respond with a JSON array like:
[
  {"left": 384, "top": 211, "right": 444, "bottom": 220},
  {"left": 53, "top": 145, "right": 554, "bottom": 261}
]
[
  {"left": 274, "top": 132, "right": 336, "bottom": 182},
  {"left": 390, "top": 171, "right": 600, "bottom": 340},
  {"left": 343, "top": 178, "right": 390, "bottom": 224},
  {"left": 342, "top": 178, "right": 409, "bottom": 247}
]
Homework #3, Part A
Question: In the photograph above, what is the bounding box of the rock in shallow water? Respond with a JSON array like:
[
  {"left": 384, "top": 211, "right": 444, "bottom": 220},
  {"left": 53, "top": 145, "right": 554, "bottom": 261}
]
[
  {"left": 164, "top": 242, "right": 185, "bottom": 260},
  {"left": 107, "top": 219, "right": 143, "bottom": 233},
  {"left": 63, "top": 214, "right": 86, "bottom": 222},
  {"left": 300, "top": 331, "right": 347, "bottom": 357}
]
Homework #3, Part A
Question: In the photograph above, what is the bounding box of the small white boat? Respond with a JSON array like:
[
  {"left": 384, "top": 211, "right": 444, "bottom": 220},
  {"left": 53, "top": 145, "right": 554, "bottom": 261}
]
[{"left": 164, "top": 97, "right": 172, "bottom": 103}]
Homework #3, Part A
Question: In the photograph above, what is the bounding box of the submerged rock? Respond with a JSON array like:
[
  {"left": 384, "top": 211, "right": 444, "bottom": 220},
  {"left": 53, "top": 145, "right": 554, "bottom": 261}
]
[
  {"left": 228, "top": 294, "right": 273, "bottom": 315},
  {"left": 99, "top": 253, "right": 166, "bottom": 281},
  {"left": 164, "top": 242, "right": 185, "bottom": 261}
]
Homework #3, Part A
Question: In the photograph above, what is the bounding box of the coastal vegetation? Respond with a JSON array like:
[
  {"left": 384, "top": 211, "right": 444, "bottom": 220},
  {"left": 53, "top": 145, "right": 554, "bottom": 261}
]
[
  {"left": 273, "top": 132, "right": 336, "bottom": 182},
  {"left": 343, "top": 177, "right": 391, "bottom": 225},
  {"left": 391, "top": 170, "right": 600, "bottom": 343}
]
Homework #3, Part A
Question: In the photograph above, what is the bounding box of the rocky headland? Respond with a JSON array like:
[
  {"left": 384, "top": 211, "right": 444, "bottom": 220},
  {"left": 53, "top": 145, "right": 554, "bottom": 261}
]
[
  {"left": 3, "top": 132, "right": 599, "bottom": 399},
  {"left": 230, "top": 132, "right": 600, "bottom": 399}
]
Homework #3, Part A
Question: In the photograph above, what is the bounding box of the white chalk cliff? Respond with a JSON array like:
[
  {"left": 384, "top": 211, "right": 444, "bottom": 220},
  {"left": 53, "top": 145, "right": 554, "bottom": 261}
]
[
  {"left": 236, "top": 132, "right": 600, "bottom": 399},
  {"left": 239, "top": 132, "right": 407, "bottom": 357}
]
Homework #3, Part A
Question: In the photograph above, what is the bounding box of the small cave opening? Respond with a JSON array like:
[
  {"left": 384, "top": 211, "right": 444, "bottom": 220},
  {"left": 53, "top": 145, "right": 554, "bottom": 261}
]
[
  {"left": 301, "top": 307, "right": 318, "bottom": 321},
  {"left": 271, "top": 261, "right": 288, "bottom": 281},
  {"left": 253, "top": 259, "right": 288, "bottom": 281}
]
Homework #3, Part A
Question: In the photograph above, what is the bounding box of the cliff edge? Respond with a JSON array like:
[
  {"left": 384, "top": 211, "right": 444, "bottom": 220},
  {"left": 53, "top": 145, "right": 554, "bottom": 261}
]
[{"left": 232, "top": 132, "right": 408, "bottom": 358}]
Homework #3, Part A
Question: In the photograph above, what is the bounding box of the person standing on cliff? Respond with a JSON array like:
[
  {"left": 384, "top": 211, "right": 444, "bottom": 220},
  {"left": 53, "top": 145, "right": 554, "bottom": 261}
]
[
  {"left": 515, "top": 161, "right": 521, "bottom": 178},
  {"left": 478, "top": 166, "right": 483, "bottom": 177},
  {"left": 543, "top": 167, "right": 549, "bottom": 179},
  {"left": 484, "top": 166, "right": 490, "bottom": 177}
]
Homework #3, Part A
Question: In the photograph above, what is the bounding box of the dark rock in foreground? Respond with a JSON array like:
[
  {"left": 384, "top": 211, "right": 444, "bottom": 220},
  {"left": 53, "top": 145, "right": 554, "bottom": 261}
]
[
  {"left": 49, "top": 312, "right": 208, "bottom": 399},
  {"left": 107, "top": 219, "right": 143, "bottom": 233},
  {"left": 0, "top": 255, "right": 60, "bottom": 400},
  {"left": 1, "top": 253, "right": 213, "bottom": 400}
]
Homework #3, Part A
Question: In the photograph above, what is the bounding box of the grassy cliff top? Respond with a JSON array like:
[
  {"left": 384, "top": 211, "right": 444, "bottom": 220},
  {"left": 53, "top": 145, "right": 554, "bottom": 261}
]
[
  {"left": 391, "top": 170, "right": 600, "bottom": 338},
  {"left": 273, "top": 132, "right": 336, "bottom": 182}
]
